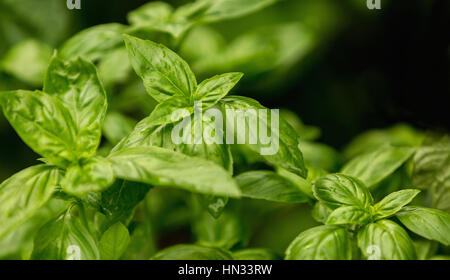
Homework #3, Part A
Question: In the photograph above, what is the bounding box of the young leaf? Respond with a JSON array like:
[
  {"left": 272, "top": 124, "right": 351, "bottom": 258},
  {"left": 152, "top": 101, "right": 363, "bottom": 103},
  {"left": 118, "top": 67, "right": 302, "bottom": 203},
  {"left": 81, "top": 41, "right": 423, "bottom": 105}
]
[
  {"left": 32, "top": 206, "right": 100, "bottom": 260},
  {"left": 357, "top": 220, "right": 416, "bottom": 260},
  {"left": 220, "top": 95, "right": 307, "bottom": 178},
  {"left": 198, "top": 195, "right": 229, "bottom": 219},
  {"left": 235, "top": 171, "right": 309, "bottom": 203},
  {"left": 326, "top": 206, "right": 371, "bottom": 226},
  {"left": 312, "top": 174, "right": 373, "bottom": 210},
  {"left": 146, "top": 94, "right": 193, "bottom": 126},
  {"left": 123, "top": 35, "right": 197, "bottom": 102},
  {"left": 396, "top": 206, "right": 450, "bottom": 246},
  {"left": 108, "top": 146, "right": 241, "bottom": 197},
  {"left": 0, "top": 165, "right": 63, "bottom": 239},
  {"left": 285, "top": 225, "right": 352, "bottom": 260},
  {"left": 44, "top": 56, "right": 108, "bottom": 158},
  {"left": 194, "top": 72, "right": 243, "bottom": 109},
  {"left": 0, "top": 90, "right": 77, "bottom": 167},
  {"left": 59, "top": 23, "right": 127, "bottom": 62},
  {"left": 341, "top": 145, "right": 416, "bottom": 188},
  {"left": 233, "top": 248, "right": 279, "bottom": 260},
  {"left": 61, "top": 156, "right": 114, "bottom": 197},
  {"left": 99, "top": 222, "right": 130, "bottom": 260},
  {"left": 311, "top": 202, "right": 333, "bottom": 224},
  {"left": 151, "top": 244, "right": 233, "bottom": 260},
  {"left": 373, "top": 189, "right": 420, "bottom": 220}
]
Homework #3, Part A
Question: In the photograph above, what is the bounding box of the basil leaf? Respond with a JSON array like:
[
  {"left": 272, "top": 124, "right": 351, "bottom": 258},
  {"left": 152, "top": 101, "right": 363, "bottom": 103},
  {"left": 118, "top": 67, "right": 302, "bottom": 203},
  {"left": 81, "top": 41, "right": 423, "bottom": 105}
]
[
  {"left": 202, "top": 0, "right": 278, "bottom": 22},
  {"left": 0, "top": 90, "right": 77, "bottom": 167},
  {"left": 285, "top": 225, "right": 352, "bottom": 260},
  {"left": 357, "top": 220, "right": 416, "bottom": 260},
  {"left": 127, "top": 1, "right": 210, "bottom": 39},
  {"left": 151, "top": 244, "right": 233, "bottom": 260},
  {"left": 341, "top": 145, "right": 416, "bottom": 188},
  {"left": 326, "top": 206, "right": 371, "bottom": 226},
  {"left": 299, "top": 140, "right": 340, "bottom": 172},
  {"left": 373, "top": 189, "right": 420, "bottom": 220},
  {"left": 123, "top": 35, "right": 197, "bottom": 103},
  {"left": 193, "top": 211, "right": 246, "bottom": 249},
  {"left": 99, "top": 222, "right": 130, "bottom": 260},
  {"left": 113, "top": 110, "right": 233, "bottom": 172},
  {"left": 235, "top": 171, "right": 309, "bottom": 203},
  {"left": 396, "top": 206, "right": 450, "bottom": 246},
  {"left": 413, "top": 135, "right": 450, "bottom": 212},
  {"left": 61, "top": 156, "right": 114, "bottom": 197},
  {"left": 220, "top": 95, "right": 307, "bottom": 178},
  {"left": 311, "top": 202, "right": 333, "bottom": 224},
  {"left": 276, "top": 167, "right": 313, "bottom": 198},
  {"left": 233, "top": 248, "right": 279, "bottom": 260},
  {"left": 195, "top": 72, "right": 243, "bottom": 109},
  {"left": 98, "top": 47, "right": 131, "bottom": 85},
  {"left": 99, "top": 180, "right": 151, "bottom": 227},
  {"left": 32, "top": 206, "right": 100, "bottom": 260},
  {"left": 146, "top": 94, "right": 193, "bottom": 126},
  {"left": 59, "top": 23, "right": 126, "bottom": 62},
  {"left": 198, "top": 195, "right": 229, "bottom": 219},
  {"left": 0, "top": 165, "right": 63, "bottom": 239},
  {"left": 102, "top": 111, "right": 137, "bottom": 145},
  {"left": 108, "top": 146, "right": 241, "bottom": 197},
  {"left": 313, "top": 174, "right": 373, "bottom": 210},
  {"left": 44, "top": 56, "right": 108, "bottom": 158},
  {"left": 0, "top": 39, "right": 52, "bottom": 86}
]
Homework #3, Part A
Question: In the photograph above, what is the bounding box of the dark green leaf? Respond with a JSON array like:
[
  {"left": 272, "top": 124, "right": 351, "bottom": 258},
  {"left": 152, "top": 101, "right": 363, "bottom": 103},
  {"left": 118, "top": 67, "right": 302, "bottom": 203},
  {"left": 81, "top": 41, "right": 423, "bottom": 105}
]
[{"left": 151, "top": 244, "right": 233, "bottom": 260}]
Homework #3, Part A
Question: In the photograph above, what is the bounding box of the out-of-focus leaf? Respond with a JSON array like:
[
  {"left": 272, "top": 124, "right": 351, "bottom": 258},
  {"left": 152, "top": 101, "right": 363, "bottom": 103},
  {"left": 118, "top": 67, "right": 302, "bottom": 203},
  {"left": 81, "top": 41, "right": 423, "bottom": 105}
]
[
  {"left": 0, "top": 39, "right": 52, "bottom": 86},
  {"left": 341, "top": 145, "right": 416, "bottom": 188},
  {"left": 285, "top": 225, "right": 352, "bottom": 260},
  {"left": 233, "top": 248, "right": 279, "bottom": 260},
  {"left": 311, "top": 201, "right": 333, "bottom": 224},
  {"left": 236, "top": 171, "right": 309, "bottom": 203},
  {"left": 99, "top": 222, "right": 130, "bottom": 260},
  {"left": 280, "top": 109, "right": 320, "bottom": 141},
  {"left": 202, "top": 0, "right": 278, "bottom": 22},
  {"left": 151, "top": 244, "right": 233, "bottom": 260},
  {"left": 102, "top": 111, "right": 137, "bottom": 145},
  {"left": 98, "top": 47, "right": 131, "bottom": 85},
  {"left": 299, "top": 141, "right": 340, "bottom": 172}
]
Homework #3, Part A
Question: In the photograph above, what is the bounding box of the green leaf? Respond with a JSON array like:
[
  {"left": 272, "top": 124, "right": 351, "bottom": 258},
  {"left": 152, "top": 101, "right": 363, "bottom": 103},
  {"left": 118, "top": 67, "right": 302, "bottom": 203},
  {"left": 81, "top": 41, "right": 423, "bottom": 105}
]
[
  {"left": 396, "top": 206, "right": 450, "bottom": 246},
  {"left": 313, "top": 174, "right": 373, "bottom": 209},
  {"left": 99, "top": 222, "right": 130, "bottom": 260},
  {"left": 0, "top": 90, "right": 77, "bottom": 167},
  {"left": 59, "top": 23, "right": 126, "bottom": 62},
  {"left": 341, "top": 145, "right": 416, "bottom": 187},
  {"left": 127, "top": 1, "right": 210, "bottom": 39},
  {"left": 102, "top": 111, "right": 137, "bottom": 145},
  {"left": 61, "top": 156, "right": 114, "bottom": 197},
  {"left": 373, "top": 189, "right": 420, "bottom": 220},
  {"left": 285, "top": 225, "right": 352, "bottom": 260},
  {"left": 108, "top": 146, "right": 241, "bottom": 198},
  {"left": 44, "top": 56, "right": 108, "bottom": 158},
  {"left": 326, "top": 206, "right": 371, "bottom": 226},
  {"left": 146, "top": 94, "right": 193, "bottom": 126},
  {"left": 202, "top": 0, "right": 278, "bottom": 22},
  {"left": 198, "top": 195, "right": 229, "bottom": 219},
  {"left": 299, "top": 140, "right": 340, "bottom": 172},
  {"left": 357, "top": 220, "right": 416, "bottom": 260},
  {"left": 413, "top": 135, "right": 450, "bottom": 212},
  {"left": 98, "top": 47, "right": 131, "bottom": 85},
  {"left": 0, "top": 39, "right": 52, "bottom": 86},
  {"left": 280, "top": 109, "right": 321, "bottom": 141},
  {"left": 233, "top": 248, "right": 279, "bottom": 260},
  {"left": 123, "top": 35, "right": 197, "bottom": 103},
  {"left": 193, "top": 211, "right": 246, "bottom": 250},
  {"left": 194, "top": 72, "right": 243, "bottom": 109},
  {"left": 32, "top": 206, "right": 100, "bottom": 260},
  {"left": 151, "top": 244, "right": 233, "bottom": 260},
  {"left": 276, "top": 167, "right": 313, "bottom": 198},
  {"left": 0, "top": 165, "right": 63, "bottom": 239},
  {"left": 235, "top": 171, "right": 309, "bottom": 203},
  {"left": 220, "top": 95, "right": 307, "bottom": 178}
]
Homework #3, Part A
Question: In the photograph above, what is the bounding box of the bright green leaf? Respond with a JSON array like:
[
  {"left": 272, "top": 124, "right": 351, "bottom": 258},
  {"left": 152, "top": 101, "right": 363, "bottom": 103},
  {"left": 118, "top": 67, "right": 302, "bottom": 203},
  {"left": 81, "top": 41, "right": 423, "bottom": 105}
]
[
  {"left": 99, "top": 222, "right": 130, "bottom": 260},
  {"left": 373, "top": 189, "right": 420, "bottom": 220},
  {"left": 326, "top": 206, "right": 371, "bottom": 226}
]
